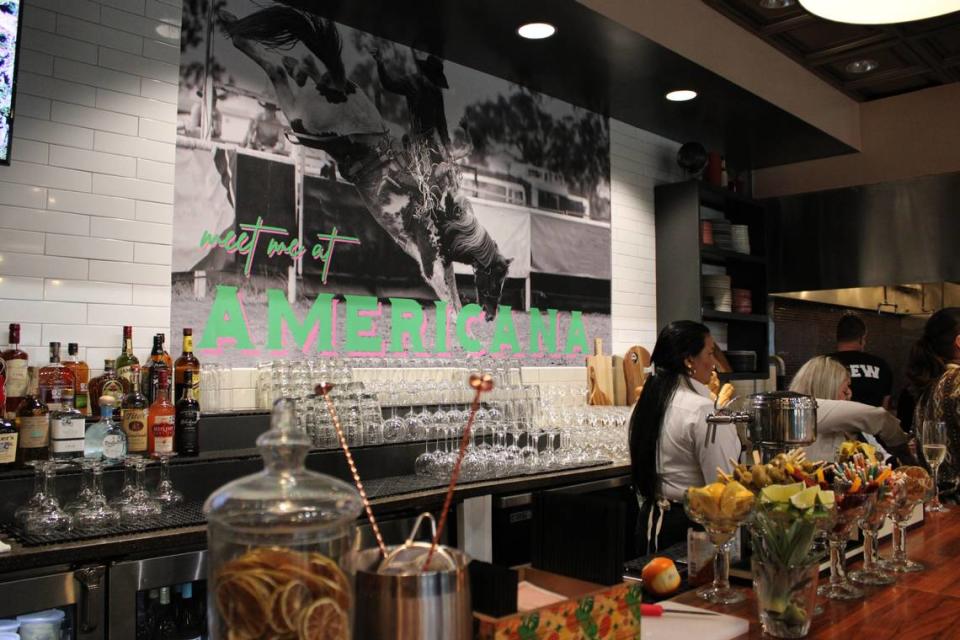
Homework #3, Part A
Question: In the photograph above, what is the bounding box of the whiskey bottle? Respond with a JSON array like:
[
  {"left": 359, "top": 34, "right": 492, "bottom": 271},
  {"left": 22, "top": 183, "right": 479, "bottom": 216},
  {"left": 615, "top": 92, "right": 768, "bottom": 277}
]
[
  {"left": 1, "top": 323, "right": 29, "bottom": 419},
  {"left": 121, "top": 364, "right": 149, "bottom": 454},
  {"left": 63, "top": 343, "right": 90, "bottom": 416},
  {"left": 116, "top": 326, "right": 139, "bottom": 388},
  {"left": 50, "top": 387, "right": 85, "bottom": 460},
  {"left": 16, "top": 368, "right": 49, "bottom": 465},
  {"left": 144, "top": 334, "right": 170, "bottom": 406},
  {"left": 174, "top": 328, "right": 200, "bottom": 404},
  {"left": 175, "top": 370, "right": 200, "bottom": 457},
  {"left": 0, "top": 415, "right": 18, "bottom": 470},
  {"left": 38, "top": 342, "right": 75, "bottom": 411},
  {"left": 88, "top": 359, "right": 128, "bottom": 418},
  {"left": 148, "top": 369, "right": 175, "bottom": 455}
]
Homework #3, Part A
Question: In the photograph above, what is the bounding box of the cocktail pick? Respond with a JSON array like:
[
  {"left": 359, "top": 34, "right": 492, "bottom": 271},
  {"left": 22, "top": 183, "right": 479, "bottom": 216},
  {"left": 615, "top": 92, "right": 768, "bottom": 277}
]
[
  {"left": 423, "top": 372, "right": 494, "bottom": 570},
  {"left": 316, "top": 382, "right": 388, "bottom": 558}
]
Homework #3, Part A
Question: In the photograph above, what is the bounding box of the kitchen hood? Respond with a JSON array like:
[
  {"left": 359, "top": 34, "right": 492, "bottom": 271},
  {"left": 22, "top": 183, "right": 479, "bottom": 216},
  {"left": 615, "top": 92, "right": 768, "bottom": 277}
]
[{"left": 773, "top": 282, "right": 960, "bottom": 316}]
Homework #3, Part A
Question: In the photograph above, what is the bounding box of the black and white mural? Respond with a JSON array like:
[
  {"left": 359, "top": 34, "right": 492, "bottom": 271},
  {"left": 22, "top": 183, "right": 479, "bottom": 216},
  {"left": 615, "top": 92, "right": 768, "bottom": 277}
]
[{"left": 173, "top": 0, "right": 611, "bottom": 364}]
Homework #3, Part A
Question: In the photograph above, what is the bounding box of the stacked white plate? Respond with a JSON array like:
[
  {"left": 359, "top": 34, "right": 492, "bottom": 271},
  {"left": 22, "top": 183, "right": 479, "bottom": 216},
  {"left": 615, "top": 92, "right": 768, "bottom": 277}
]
[
  {"left": 702, "top": 274, "right": 732, "bottom": 312},
  {"left": 731, "top": 225, "right": 751, "bottom": 254}
]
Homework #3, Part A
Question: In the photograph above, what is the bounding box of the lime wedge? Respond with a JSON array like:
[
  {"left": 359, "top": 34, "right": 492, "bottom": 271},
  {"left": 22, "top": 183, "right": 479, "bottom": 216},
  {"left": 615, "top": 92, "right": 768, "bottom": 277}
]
[
  {"left": 789, "top": 485, "right": 820, "bottom": 510},
  {"left": 817, "top": 490, "right": 835, "bottom": 507},
  {"left": 760, "top": 482, "right": 805, "bottom": 503}
]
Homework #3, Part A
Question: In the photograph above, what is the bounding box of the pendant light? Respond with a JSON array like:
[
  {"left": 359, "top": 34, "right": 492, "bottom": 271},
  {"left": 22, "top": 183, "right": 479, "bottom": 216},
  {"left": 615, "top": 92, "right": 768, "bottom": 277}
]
[{"left": 799, "top": 0, "right": 960, "bottom": 24}]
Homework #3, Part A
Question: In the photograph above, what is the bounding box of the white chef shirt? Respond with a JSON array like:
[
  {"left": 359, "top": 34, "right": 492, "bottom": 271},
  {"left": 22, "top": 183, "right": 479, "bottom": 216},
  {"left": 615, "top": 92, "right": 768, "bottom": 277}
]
[
  {"left": 657, "top": 378, "right": 742, "bottom": 502},
  {"left": 802, "top": 398, "right": 907, "bottom": 463}
]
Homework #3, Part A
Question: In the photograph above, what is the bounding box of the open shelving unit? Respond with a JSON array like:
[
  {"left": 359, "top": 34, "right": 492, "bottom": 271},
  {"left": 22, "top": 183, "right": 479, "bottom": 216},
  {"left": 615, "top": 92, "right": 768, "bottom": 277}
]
[{"left": 654, "top": 180, "right": 769, "bottom": 380}]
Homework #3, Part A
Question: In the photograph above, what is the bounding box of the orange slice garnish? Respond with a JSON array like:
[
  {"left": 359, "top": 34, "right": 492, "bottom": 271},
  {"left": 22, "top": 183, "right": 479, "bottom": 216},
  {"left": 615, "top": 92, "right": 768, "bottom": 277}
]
[{"left": 299, "top": 597, "right": 348, "bottom": 640}]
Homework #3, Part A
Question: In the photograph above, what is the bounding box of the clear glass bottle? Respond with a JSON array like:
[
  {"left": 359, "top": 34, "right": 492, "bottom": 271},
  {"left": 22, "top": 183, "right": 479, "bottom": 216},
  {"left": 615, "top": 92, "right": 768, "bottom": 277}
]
[
  {"left": 38, "top": 342, "right": 75, "bottom": 411},
  {"left": 64, "top": 342, "right": 90, "bottom": 416},
  {"left": 204, "top": 399, "right": 361, "bottom": 640},
  {"left": 50, "top": 387, "right": 85, "bottom": 460},
  {"left": 85, "top": 396, "right": 127, "bottom": 462}
]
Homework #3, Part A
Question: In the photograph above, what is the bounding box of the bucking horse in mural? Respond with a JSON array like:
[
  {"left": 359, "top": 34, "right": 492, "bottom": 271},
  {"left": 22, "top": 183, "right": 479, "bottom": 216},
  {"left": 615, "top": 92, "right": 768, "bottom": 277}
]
[{"left": 219, "top": 3, "right": 511, "bottom": 320}]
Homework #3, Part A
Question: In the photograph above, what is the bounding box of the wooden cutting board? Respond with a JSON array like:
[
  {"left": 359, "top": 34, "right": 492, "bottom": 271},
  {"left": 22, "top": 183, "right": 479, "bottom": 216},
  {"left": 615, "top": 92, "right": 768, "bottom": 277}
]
[
  {"left": 612, "top": 355, "right": 627, "bottom": 405},
  {"left": 624, "top": 346, "right": 651, "bottom": 405},
  {"left": 586, "top": 338, "right": 614, "bottom": 406}
]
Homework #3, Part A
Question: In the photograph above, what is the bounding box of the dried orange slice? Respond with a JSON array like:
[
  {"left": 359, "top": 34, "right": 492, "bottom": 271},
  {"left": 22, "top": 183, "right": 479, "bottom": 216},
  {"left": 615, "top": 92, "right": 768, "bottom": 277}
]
[
  {"left": 280, "top": 580, "right": 314, "bottom": 632},
  {"left": 299, "top": 598, "right": 348, "bottom": 640},
  {"left": 308, "top": 553, "right": 351, "bottom": 596},
  {"left": 216, "top": 573, "right": 271, "bottom": 639}
]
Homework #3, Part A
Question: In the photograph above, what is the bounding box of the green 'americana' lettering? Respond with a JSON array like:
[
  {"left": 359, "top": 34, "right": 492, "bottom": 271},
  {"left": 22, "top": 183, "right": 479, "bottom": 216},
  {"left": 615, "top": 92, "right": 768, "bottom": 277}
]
[
  {"left": 197, "top": 285, "right": 255, "bottom": 351},
  {"left": 266, "top": 289, "right": 334, "bottom": 352}
]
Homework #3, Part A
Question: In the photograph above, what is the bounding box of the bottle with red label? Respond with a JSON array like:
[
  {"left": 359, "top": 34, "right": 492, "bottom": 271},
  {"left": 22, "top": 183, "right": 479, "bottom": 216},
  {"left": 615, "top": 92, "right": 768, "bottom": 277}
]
[
  {"left": 2, "top": 323, "right": 29, "bottom": 419},
  {"left": 148, "top": 369, "right": 175, "bottom": 455},
  {"left": 121, "top": 364, "right": 149, "bottom": 454}
]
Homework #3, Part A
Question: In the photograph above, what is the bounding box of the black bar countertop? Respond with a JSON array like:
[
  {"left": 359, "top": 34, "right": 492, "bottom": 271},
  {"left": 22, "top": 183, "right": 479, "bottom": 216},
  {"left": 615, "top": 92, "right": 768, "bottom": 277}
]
[{"left": 0, "top": 461, "right": 631, "bottom": 576}]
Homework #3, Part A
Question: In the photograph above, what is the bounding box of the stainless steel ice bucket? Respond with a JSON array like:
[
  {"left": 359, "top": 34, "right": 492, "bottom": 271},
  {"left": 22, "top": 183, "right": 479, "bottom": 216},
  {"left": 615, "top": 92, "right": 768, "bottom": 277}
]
[
  {"left": 708, "top": 391, "right": 818, "bottom": 450},
  {"left": 351, "top": 545, "right": 472, "bottom": 640}
]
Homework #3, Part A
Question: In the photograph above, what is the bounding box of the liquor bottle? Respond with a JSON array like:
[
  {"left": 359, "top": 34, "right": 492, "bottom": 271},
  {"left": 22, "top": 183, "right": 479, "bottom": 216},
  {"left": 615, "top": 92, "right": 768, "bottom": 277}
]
[
  {"left": 88, "top": 359, "right": 128, "bottom": 418},
  {"left": 174, "top": 328, "right": 200, "bottom": 404},
  {"left": 84, "top": 396, "right": 127, "bottom": 462},
  {"left": 121, "top": 365, "right": 149, "bottom": 454},
  {"left": 49, "top": 387, "right": 85, "bottom": 460},
  {"left": 116, "top": 326, "right": 139, "bottom": 388},
  {"left": 38, "top": 342, "right": 75, "bottom": 412},
  {"left": 175, "top": 370, "right": 200, "bottom": 457},
  {"left": 143, "top": 334, "right": 170, "bottom": 406},
  {"left": 2, "top": 323, "right": 29, "bottom": 419},
  {"left": 177, "top": 582, "right": 202, "bottom": 639},
  {"left": 63, "top": 343, "right": 90, "bottom": 416},
  {"left": 15, "top": 368, "right": 49, "bottom": 465},
  {"left": 155, "top": 587, "right": 178, "bottom": 640},
  {"left": 0, "top": 416, "right": 18, "bottom": 471},
  {"left": 148, "top": 369, "right": 175, "bottom": 455}
]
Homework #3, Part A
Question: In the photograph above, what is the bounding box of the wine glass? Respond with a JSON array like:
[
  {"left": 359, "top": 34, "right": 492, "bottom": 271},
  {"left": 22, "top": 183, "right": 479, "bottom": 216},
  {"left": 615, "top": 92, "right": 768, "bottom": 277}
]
[
  {"left": 922, "top": 420, "right": 950, "bottom": 513},
  {"left": 23, "top": 461, "right": 73, "bottom": 535},
  {"left": 152, "top": 453, "right": 184, "bottom": 508},
  {"left": 120, "top": 457, "right": 162, "bottom": 522},
  {"left": 818, "top": 478, "right": 872, "bottom": 600},
  {"left": 849, "top": 485, "right": 896, "bottom": 586},
  {"left": 683, "top": 487, "right": 754, "bottom": 605},
  {"left": 881, "top": 466, "right": 933, "bottom": 573},
  {"left": 73, "top": 459, "right": 121, "bottom": 530}
]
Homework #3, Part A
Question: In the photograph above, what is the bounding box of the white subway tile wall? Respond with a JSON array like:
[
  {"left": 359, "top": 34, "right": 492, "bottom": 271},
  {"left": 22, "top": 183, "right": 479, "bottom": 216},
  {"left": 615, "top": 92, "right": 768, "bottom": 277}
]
[
  {"left": 0, "top": 1, "right": 678, "bottom": 402},
  {"left": 0, "top": 0, "right": 177, "bottom": 373}
]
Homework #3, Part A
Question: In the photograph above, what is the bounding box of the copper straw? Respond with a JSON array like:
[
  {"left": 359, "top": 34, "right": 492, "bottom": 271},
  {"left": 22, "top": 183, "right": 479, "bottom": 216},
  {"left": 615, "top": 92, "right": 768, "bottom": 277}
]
[
  {"left": 316, "top": 383, "right": 388, "bottom": 558},
  {"left": 424, "top": 372, "right": 494, "bottom": 570}
]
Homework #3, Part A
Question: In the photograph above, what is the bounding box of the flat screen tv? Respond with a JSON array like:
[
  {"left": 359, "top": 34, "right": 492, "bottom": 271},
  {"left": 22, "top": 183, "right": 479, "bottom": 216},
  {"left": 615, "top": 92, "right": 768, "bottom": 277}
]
[{"left": 0, "top": 0, "right": 23, "bottom": 166}]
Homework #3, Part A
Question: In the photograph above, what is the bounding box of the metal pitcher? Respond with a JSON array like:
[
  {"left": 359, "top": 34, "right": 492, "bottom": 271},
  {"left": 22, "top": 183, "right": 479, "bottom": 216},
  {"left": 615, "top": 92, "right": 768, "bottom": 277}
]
[
  {"left": 707, "top": 391, "right": 818, "bottom": 458},
  {"left": 351, "top": 513, "right": 473, "bottom": 640}
]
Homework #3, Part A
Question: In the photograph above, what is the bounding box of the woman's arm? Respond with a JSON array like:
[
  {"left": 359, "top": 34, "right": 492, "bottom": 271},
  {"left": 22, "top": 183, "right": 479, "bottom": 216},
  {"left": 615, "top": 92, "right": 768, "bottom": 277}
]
[
  {"left": 818, "top": 399, "right": 917, "bottom": 465},
  {"left": 695, "top": 406, "right": 741, "bottom": 483}
]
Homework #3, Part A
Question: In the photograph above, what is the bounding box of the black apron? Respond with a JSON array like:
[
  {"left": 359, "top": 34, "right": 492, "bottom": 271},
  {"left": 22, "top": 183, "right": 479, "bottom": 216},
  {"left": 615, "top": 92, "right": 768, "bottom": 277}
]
[{"left": 636, "top": 493, "right": 696, "bottom": 556}]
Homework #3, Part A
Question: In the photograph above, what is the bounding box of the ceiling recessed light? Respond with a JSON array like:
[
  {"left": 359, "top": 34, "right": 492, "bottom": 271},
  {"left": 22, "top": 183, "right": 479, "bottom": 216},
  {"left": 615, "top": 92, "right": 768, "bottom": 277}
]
[
  {"left": 759, "top": 0, "right": 796, "bottom": 9},
  {"left": 666, "top": 90, "right": 698, "bottom": 102},
  {"left": 517, "top": 22, "right": 556, "bottom": 39},
  {"left": 799, "top": 0, "right": 960, "bottom": 24},
  {"left": 845, "top": 58, "right": 879, "bottom": 74}
]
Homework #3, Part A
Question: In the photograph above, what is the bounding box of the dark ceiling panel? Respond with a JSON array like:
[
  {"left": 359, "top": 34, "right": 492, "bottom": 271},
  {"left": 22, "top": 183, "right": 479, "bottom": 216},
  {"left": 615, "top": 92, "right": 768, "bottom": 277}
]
[
  {"left": 301, "top": 0, "right": 855, "bottom": 169},
  {"left": 704, "top": 0, "right": 960, "bottom": 100}
]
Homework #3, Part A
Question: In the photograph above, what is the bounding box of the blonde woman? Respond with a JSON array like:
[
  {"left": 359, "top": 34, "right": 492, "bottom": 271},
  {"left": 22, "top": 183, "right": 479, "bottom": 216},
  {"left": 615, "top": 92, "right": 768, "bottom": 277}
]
[{"left": 789, "top": 356, "right": 915, "bottom": 465}]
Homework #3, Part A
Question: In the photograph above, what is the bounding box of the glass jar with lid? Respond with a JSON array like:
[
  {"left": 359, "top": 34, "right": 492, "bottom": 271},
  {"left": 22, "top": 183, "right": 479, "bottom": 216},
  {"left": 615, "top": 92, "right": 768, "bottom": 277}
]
[{"left": 204, "top": 398, "right": 362, "bottom": 640}]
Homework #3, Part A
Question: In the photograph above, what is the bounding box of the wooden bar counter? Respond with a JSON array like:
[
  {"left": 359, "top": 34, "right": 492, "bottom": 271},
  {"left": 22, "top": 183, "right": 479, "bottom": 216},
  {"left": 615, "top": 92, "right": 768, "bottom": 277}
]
[{"left": 669, "top": 510, "right": 960, "bottom": 639}]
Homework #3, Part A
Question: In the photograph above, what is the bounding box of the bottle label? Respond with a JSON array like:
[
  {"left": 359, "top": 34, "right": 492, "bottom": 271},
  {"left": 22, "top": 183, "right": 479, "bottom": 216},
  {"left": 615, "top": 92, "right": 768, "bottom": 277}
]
[
  {"left": 102, "top": 433, "right": 125, "bottom": 459},
  {"left": 122, "top": 408, "right": 149, "bottom": 452},
  {"left": 0, "top": 432, "right": 17, "bottom": 464},
  {"left": 17, "top": 415, "right": 49, "bottom": 448},
  {"left": 118, "top": 367, "right": 135, "bottom": 386},
  {"left": 51, "top": 438, "right": 84, "bottom": 454},
  {"left": 102, "top": 380, "right": 125, "bottom": 405},
  {"left": 153, "top": 415, "right": 175, "bottom": 454},
  {"left": 184, "top": 335, "right": 193, "bottom": 353},
  {"left": 4, "top": 359, "right": 28, "bottom": 396},
  {"left": 52, "top": 415, "right": 86, "bottom": 440}
]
